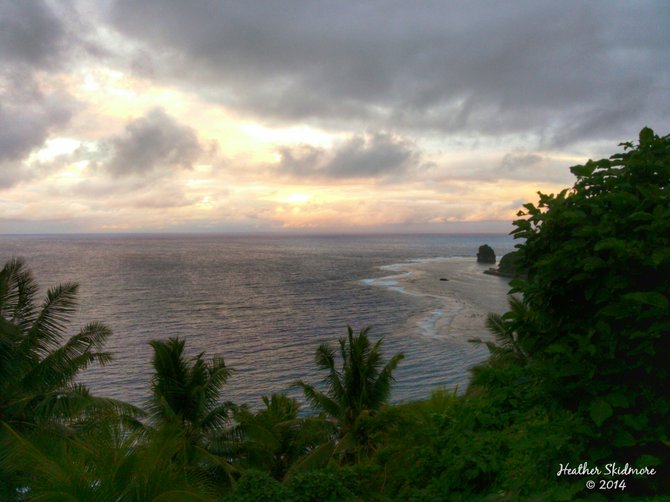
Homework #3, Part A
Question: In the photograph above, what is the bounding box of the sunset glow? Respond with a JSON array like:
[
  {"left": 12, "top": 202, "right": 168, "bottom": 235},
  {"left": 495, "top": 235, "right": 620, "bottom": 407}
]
[{"left": 1, "top": 1, "right": 668, "bottom": 234}]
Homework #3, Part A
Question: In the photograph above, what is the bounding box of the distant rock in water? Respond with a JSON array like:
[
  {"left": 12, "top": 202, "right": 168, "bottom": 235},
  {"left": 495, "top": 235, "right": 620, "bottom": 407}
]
[{"left": 476, "top": 244, "right": 496, "bottom": 264}]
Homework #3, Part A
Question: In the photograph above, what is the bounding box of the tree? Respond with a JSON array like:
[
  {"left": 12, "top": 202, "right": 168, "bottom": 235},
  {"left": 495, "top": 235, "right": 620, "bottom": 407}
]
[
  {"left": 0, "top": 258, "right": 121, "bottom": 428},
  {"left": 147, "top": 336, "right": 235, "bottom": 478},
  {"left": 510, "top": 128, "right": 670, "bottom": 484},
  {"left": 1, "top": 419, "right": 214, "bottom": 501},
  {"left": 0, "top": 258, "right": 144, "bottom": 499},
  {"left": 469, "top": 296, "right": 537, "bottom": 366},
  {"left": 295, "top": 326, "right": 404, "bottom": 463},
  {"left": 232, "top": 393, "right": 326, "bottom": 480}
]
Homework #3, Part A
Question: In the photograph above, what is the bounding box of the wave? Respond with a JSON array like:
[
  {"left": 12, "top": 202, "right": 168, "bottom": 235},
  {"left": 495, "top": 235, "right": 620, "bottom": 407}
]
[{"left": 360, "top": 257, "right": 509, "bottom": 341}]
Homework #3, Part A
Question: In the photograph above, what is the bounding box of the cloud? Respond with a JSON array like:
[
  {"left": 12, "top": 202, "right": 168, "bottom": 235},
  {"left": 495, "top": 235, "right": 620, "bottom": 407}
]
[
  {"left": 0, "top": 73, "right": 79, "bottom": 189},
  {"left": 501, "top": 152, "right": 543, "bottom": 171},
  {"left": 495, "top": 151, "right": 573, "bottom": 183},
  {"left": 0, "top": 0, "right": 68, "bottom": 69},
  {"left": 0, "top": 75, "right": 77, "bottom": 161},
  {"left": 103, "top": 108, "right": 207, "bottom": 176},
  {"left": 0, "top": 162, "right": 28, "bottom": 190},
  {"left": 108, "top": 0, "right": 670, "bottom": 145},
  {"left": 0, "top": 0, "right": 86, "bottom": 189},
  {"left": 277, "top": 132, "right": 420, "bottom": 179}
]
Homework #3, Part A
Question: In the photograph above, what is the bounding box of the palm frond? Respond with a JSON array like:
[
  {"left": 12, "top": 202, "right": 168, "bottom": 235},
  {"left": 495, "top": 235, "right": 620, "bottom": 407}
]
[
  {"left": 147, "top": 336, "right": 234, "bottom": 467},
  {"left": 0, "top": 317, "right": 23, "bottom": 382},
  {"left": 199, "top": 403, "right": 233, "bottom": 434},
  {"left": 294, "top": 381, "right": 342, "bottom": 420},
  {"left": 285, "top": 439, "right": 336, "bottom": 475},
  {"left": 0, "top": 258, "right": 38, "bottom": 330},
  {"left": 24, "top": 282, "right": 79, "bottom": 357},
  {"left": 22, "top": 322, "right": 113, "bottom": 394},
  {"left": 296, "top": 326, "right": 402, "bottom": 464},
  {"left": 369, "top": 352, "right": 405, "bottom": 409},
  {"left": 149, "top": 337, "right": 191, "bottom": 422},
  {"left": 31, "top": 383, "right": 95, "bottom": 422}
]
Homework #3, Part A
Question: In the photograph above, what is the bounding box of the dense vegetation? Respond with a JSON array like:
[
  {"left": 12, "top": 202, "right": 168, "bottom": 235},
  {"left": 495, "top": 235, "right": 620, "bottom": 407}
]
[{"left": 1, "top": 128, "right": 668, "bottom": 500}]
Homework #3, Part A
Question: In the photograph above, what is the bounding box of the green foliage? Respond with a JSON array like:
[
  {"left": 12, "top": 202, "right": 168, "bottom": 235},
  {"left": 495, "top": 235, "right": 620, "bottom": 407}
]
[
  {"left": 231, "top": 394, "right": 328, "bottom": 480},
  {"left": 372, "top": 378, "right": 595, "bottom": 501},
  {"left": 1, "top": 421, "right": 215, "bottom": 501},
  {"left": 285, "top": 469, "right": 359, "bottom": 502},
  {"left": 224, "top": 470, "right": 290, "bottom": 501},
  {"left": 295, "top": 326, "right": 404, "bottom": 464},
  {"left": 498, "top": 251, "right": 523, "bottom": 276},
  {"left": 0, "top": 258, "right": 144, "bottom": 498},
  {"left": 470, "top": 296, "right": 539, "bottom": 366},
  {"left": 509, "top": 127, "right": 670, "bottom": 494},
  {"left": 225, "top": 468, "right": 368, "bottom": 502},
  {"left": 149, "top": 337, "right": 233, "bottom": 432},
  {"left": 0, "top": 258, "right": 119, "bottom": 429},
  {"left": 147, "top": 337, "right": 237, "bottom": 485}
]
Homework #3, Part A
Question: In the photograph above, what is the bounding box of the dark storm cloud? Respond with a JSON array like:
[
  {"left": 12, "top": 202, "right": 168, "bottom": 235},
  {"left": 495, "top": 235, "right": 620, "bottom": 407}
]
[
  {"left": 0, "top": 0, "right": 82, "bottom": 189},
  {"left": 277, "top": 132, "right": 420, "bottom": 179},
  {"left": 0, "top": 75, "right": 76, "bottom": 163},
  {"left": 104, "top": 108, "right": 205, "bottom": 176},
  {"left": 0, "top": 73, "right": 78, "bottom": 189},
  {"left": 0, "top": 0, "right": 68, "bottom": 69},
  {"left": 109, "top": 0, "right": 670, "bottom": 144}
]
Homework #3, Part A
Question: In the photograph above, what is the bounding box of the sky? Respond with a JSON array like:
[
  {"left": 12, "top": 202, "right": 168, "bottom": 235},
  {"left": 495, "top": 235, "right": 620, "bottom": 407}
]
[{"left": 1, "top": 1, "right": 668, "bottom": 234}]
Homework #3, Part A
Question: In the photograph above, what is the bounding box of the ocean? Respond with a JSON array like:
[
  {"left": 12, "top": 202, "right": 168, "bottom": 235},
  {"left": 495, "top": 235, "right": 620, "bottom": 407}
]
[{"left": 0, "top": 233, "right": 515, "bottom": 409}]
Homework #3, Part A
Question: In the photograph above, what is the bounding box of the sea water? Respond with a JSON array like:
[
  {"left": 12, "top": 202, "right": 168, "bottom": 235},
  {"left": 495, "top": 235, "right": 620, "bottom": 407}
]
[{"left": 0, "top": 233, "right": 515, "bottom": 408}]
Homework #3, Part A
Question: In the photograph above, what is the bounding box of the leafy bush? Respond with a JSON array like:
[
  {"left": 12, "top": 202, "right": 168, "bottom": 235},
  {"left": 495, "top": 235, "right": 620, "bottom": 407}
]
[
  {"left": 511, "top": 128, "right": 670, "bottom": 494},
  {"left": 224, "top": 470, "right": 290, "bottom": 502},
  {"left": 498, "top": 251, "right": 522, "bottom": 276},
  {"left": 285, "top": 469, "right": 358, "bottom": 501}
]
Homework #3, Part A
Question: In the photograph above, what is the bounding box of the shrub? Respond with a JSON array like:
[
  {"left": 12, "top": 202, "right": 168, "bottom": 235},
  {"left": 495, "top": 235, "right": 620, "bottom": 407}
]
[{"left": 511, "top": 128, "right": 670, "bottom": 494}]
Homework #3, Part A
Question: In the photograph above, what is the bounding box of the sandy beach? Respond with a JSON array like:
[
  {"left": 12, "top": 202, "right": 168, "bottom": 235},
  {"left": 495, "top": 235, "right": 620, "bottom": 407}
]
[{"left": 362, "top": 257, "right": 513, "bottom": 343}]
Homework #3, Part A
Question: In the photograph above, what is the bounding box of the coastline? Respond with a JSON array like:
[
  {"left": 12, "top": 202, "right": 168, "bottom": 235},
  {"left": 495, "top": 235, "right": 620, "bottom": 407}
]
[{"left": 362, "top": 257, "right": 512, "bottom": 342}]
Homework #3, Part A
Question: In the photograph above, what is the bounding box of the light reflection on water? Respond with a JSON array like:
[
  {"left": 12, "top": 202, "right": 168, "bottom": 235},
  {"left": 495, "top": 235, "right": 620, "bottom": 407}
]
[{"left": 0, "top": 234, "right": 514, "bottom": 409}]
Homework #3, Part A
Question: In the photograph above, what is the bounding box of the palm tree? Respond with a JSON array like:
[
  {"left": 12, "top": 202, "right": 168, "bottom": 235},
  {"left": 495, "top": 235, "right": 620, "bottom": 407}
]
[
  {"left": 147, "top": 336, "right": 235, "bottom": 479},
  {"left": 232, "top": 393, "right": 326, "bottom": 480},
  {"left": 0, "top": 257, "right": 144, "bottom": 499},
  {"left": 1, "top": 419, "right": 215, "bottom": 501},
  {"left": 2, "top": 336, "right": 237, "bottom": 500},
  {"left": 469, "top": 296, "right": 537, "bottom": 366},
  {"left": 0, "top": 258, "right": 124, "bottom": 429},
  {"left": 294, "top": 326, "right": 404, "bottom": 463}
]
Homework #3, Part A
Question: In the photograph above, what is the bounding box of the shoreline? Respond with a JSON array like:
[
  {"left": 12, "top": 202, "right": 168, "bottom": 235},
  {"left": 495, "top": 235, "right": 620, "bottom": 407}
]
[{"left": 361, "top": 257, "right": 513, "bottom": 342}]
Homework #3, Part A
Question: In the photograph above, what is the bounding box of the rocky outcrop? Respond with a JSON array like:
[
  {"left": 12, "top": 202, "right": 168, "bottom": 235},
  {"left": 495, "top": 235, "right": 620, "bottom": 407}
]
[{"left": 476, "top": 244, "right": 496, "bottom": 264}]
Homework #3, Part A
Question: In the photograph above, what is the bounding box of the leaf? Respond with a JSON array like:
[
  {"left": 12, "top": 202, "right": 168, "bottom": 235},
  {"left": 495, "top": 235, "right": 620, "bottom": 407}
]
[
  {"left": 636, "top": 454, "right": 662, "bottom": 468},
  {"left": 621, "top": 413, "right": 648, "bottom": 431},
  {"left": 512, "top": 219, "right": 531, "bottom": 232},
  {"left": 612, "top": 431, "right": 636, "bottom": 447},
  {"left": 581, "top": 257, "right": 605, "bottom": 272},
  {"left": 652, "top": 248, "right": 670, "bottom": 267},
  {"left": 623, "top": 292, "right": 669, "bottom": 311},
  {"left": 570, "top": 163, "right": 595, "bottom": 177},
  {"left": 522, "top": 202, "right": 539, "bottom": 215},
  {"left": 594, "top": 238, "right": 627, "bottom": 252},
  {"left": 627, "top": 211, "right": 653, "bottom": 223},
  {"left": 639, "top": 126, "right": 654, "bottom": 146},
  {"left": 589, "top": 399, "right": 613, "bottom": 426},
  {"left": 604, "top": 393, "right": 629, "bottom": 409}
]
